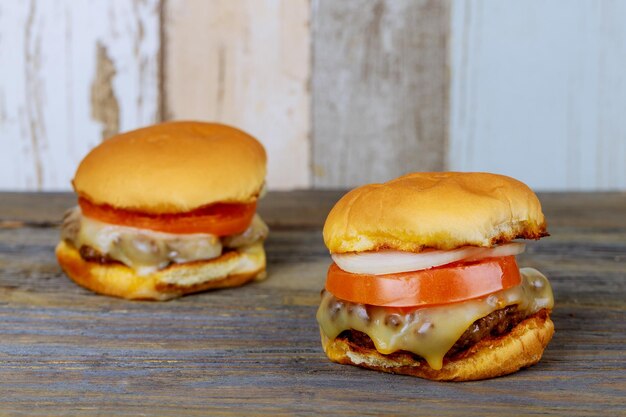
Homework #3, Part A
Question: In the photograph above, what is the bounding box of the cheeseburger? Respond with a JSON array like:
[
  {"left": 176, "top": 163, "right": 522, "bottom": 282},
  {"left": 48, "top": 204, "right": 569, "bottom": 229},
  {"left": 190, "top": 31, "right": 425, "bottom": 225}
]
[
  {"left": 317, "top": 172, "right": 554, "bottom": 381},
  {"left": 56, "top": 121, "right": 268, "bottom": 300}
]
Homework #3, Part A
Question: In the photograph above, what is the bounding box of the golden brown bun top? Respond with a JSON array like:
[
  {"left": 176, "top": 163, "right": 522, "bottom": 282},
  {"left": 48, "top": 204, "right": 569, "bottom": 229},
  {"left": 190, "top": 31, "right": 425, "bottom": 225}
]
[
  {"left": 73, "top": 121, "right": 267, "bottom": 213},
  {"left": 323, "top": 172, "right": 547, "bottom": 253}
]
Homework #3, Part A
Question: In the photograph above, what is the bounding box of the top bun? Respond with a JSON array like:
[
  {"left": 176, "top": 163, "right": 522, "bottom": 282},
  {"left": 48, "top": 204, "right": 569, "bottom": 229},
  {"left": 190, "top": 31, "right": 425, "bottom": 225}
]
[
  {"left": 323, "top": 172, "right": 547, "bottom": 254},
  {"left": 73, "top": 121, "right": 267, "bottom": 213}
]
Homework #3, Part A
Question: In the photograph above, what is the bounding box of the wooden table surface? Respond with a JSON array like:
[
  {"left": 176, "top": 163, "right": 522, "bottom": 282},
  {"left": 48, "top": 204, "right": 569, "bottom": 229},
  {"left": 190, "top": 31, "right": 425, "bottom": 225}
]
[{"left": 0, "top": 191, "right": 624, "bottom": 416}]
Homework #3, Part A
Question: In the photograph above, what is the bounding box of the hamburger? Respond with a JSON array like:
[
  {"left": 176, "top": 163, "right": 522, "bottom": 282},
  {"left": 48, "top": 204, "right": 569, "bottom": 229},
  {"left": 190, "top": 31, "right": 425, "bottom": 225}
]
[
  {"left": 56, "top": 121, "right": 268, "bottom": 300},
  {"left": 316, "top": 172, "right": 554, "bottom": 381}
]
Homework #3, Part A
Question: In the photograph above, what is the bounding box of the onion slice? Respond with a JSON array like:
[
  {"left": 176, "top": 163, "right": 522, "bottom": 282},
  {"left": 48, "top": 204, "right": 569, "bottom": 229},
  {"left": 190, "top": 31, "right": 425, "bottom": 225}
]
[{"left": 331, "top": 243, "right": 526, "bottom": 275}]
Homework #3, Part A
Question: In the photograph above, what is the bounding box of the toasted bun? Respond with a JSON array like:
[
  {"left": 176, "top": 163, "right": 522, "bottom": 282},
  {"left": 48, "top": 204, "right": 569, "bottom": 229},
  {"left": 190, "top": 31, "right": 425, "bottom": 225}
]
[
  {"left": 321, "top": 309, "right": 554, "bottom": 381},
  {"left": 73, "top": 121, "right": 267, "bottom": 214},
  {"left": 323, "top": 172, "right": 547, "bottom": 253},
  {"left": 56, "top": 240, "right": 266, "bottom": 301}
]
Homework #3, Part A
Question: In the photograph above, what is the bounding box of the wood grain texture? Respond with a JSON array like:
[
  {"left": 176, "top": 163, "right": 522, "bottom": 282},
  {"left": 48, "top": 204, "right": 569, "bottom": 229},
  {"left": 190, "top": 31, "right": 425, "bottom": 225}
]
[
  {"left": 164, "top": 0, "right": 311, "bottom": 190},
  {"left": 0, "top": 0, "right": 160, "bottom": 191},
  {"left": 312, "top": 0, "right": 449, "bottom": 187},
  {"left": 0, "top": 191, "right": 624, "bottom": 415},
  {"left": 449, "top": 0, "right": 626, "bottom": 191}
]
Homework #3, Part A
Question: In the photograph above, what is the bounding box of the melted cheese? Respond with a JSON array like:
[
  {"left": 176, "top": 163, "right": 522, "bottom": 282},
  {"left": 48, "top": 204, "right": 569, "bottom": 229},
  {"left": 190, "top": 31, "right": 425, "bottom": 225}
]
[
  {"left": 316, "top": 268, "right": 553, "bottom": 370},
  {"left": 75, "top": 213, "right": 222, "bottom": 275},
  {"left": 61, "top": 207, "right": 267, "bottom": 275}
]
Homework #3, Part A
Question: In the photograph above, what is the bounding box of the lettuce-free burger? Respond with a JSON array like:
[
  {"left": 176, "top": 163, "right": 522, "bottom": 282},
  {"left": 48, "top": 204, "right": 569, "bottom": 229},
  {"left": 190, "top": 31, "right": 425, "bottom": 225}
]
[
  {"left": 57, "top": 121, "right": 268, "bottom": 300},
  {"left": 317, "top": 172, "right": 554, "bottom": 381}
]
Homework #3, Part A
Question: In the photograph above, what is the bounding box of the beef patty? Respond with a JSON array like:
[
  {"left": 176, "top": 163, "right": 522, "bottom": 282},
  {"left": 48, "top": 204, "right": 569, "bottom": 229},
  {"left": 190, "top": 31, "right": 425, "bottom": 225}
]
[{"left": 78, "top": 245, "right": 120, "bottom": 265}]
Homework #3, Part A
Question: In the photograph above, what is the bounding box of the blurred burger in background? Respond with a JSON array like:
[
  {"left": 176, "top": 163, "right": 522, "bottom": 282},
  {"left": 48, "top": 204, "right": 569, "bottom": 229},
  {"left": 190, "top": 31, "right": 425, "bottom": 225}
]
[
  {"left": 56, "top": 121, "right": 268, "bottom": 300},
  {"left": 317, "top": 172, "right": 554, "bottom": 381}
]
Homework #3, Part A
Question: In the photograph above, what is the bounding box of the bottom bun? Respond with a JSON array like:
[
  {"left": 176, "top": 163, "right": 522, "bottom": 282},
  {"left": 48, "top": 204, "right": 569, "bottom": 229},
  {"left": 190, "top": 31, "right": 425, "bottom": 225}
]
[
  {"left": 56, "top": 240, "right": 266, "bottom": 301},
  {"left": 321, "top": 309, "right": 554, "bottom": 381}
]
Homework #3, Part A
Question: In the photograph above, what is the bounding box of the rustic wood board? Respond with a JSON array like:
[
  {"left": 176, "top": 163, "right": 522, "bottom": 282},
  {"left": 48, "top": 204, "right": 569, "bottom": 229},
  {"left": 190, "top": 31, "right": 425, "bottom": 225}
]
[
  {"left": 0, "top": 0, "right": 161, "bottom": 191},
  {"left": 312, "top": 0, "right": 449, "bottom": 187},
  {"left": 164, "top": 0, "right": 311, "bottom": 190},
  {"left": 449, "top": 1, "right": 626, "bottom": 190},
  {"left": 0, "top": 191, "right": 624, "bottom": 416}
]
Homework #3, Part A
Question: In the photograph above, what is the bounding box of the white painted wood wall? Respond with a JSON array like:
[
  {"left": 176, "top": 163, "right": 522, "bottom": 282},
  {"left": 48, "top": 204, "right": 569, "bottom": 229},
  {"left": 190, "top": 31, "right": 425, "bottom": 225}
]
[
  {"left": 0, "top": 0, "right": 160, "bottom": 191},
  {"left": 449, "top": 0, "right": 626, "bottom": 191},
  {"left": 1, "top": 0, "right": 625, "bottom": 191},
  {"left": 164, "top": 0, "right": 311, "bottom": 190}
]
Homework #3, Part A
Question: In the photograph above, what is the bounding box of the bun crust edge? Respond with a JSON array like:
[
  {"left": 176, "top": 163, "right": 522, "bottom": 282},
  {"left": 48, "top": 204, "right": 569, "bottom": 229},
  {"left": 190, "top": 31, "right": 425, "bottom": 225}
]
[
  {"left": 73, "top": 121, "right": 267, "bottom": 213},
  {"left": 321, "top": 309, "right": 554, "bottom": 381},
  {"left": 323, "top": 172, "right": 547, "bottom": 253},
  {"left": 56, "top": 240, "right": 266, "bottom": 301}
]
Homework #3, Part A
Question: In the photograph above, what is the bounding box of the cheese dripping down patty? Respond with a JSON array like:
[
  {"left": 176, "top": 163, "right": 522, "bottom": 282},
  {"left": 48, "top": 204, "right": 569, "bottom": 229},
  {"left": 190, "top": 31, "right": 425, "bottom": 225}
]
[
  {"left": 61, "top": 206, "right": 268, "bottom": 275},
  {"left": 316, "top": 268, "right": 553, "bottom": 370}
]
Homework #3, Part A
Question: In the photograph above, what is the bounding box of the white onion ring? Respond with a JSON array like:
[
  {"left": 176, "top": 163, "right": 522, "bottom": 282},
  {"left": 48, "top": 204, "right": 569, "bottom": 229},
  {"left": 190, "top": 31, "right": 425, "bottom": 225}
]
[{"left": 332, "top": 243, "right": 526, "bottom": 275}]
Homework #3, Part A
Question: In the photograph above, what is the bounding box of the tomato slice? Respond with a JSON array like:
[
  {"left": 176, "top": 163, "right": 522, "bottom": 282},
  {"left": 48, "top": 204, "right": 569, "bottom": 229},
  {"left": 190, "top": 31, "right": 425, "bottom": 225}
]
[
  {"left": 78, "top": 197, "right": 256, "bottom": 236},
  {"left": 325, "top": 256, "right": 522, "bottom": 307}
]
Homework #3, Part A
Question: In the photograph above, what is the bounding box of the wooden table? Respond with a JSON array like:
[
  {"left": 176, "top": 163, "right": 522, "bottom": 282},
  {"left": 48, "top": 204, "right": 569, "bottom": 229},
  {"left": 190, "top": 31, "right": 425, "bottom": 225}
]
[{"left": 0, "top": 191, "right": 624, "bottom": 416}]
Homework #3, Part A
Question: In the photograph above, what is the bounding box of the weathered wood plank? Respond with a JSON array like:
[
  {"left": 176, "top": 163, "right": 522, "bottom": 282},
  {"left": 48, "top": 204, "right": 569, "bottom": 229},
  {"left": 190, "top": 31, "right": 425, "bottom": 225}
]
[
  {"left": 164, "top": 0, "right": 311, "bottom": 190},
  {"left": 0, "top": 191, "right": 624, "bottom": 415},
  {"left": 1, "top": 191, "right": 624, "bottom": 229},
  {"left": 0, "top": 0, "right": 161, "bottom": 191},
  {"left": 449, "top": 1, "right": 626, "bottom": 191},
  {"left": 312, "top": 0, "right": 449, "bottom": 187}
]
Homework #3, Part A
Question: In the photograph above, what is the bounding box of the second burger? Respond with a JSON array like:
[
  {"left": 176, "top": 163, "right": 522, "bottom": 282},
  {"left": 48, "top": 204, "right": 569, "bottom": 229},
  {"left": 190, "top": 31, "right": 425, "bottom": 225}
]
[{"left": 56, "top": 121, "right": 268, "bottom": 300}]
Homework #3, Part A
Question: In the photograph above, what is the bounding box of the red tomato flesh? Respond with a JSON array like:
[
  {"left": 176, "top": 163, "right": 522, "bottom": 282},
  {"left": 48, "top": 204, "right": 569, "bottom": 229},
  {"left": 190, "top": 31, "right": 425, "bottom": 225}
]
[
  {"left": 78, "top": 197, "right": 256, "bottom": 236},
  {"left": 325, "top": 256, "right": 522, "bottom": 308}
]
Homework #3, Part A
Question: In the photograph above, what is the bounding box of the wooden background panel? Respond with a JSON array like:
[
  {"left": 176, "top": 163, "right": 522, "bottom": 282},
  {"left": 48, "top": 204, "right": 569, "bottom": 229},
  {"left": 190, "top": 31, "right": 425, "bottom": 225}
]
[
  {"left": 2, "top": 0, "right": 625, "bottom": 192},
  {"left": 164, "top": 0, "right": 311, "bottom": 190},
  {"left": 0, "top": 0, "right": 160, "bottom": 191},
  {"left": 312, "top": 0, "right": 449, "bottom": 188},
  {"left": 449, "top": 0, "right": 626, "bottom": 191}
]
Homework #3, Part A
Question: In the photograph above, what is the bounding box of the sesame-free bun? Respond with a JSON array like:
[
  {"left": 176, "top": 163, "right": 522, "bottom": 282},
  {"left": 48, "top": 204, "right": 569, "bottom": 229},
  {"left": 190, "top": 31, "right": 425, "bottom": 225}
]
[
  {"left": 323, "top": 172, "right": 547, "bottom": 253},
  {"left": 321, "top": 309, "right": 554, "bottom": 381},
  {"left": 73, "top": 121, "right": 267, "bottom": 214},
  {"left": 55, "top": 240, "right": 266, "bottom": 301}
]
